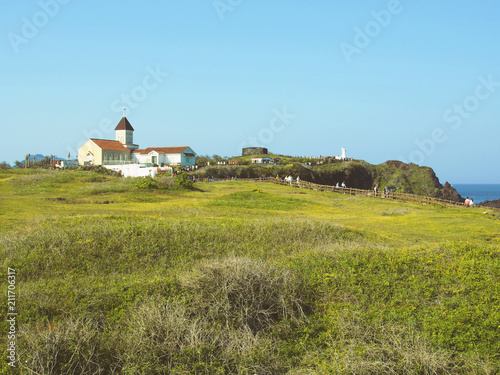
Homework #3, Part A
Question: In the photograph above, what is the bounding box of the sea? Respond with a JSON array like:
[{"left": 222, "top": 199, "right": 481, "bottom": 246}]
[{"left": 452, "top": 184, "right": 500, "bottom": 204}]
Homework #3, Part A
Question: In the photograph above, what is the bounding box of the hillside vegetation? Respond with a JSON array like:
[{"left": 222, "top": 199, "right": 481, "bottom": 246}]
[
  {"left": 0, "top": 169, "right": 499, "bottom": 374},
  {"left": 192, "top": 159, "right": 463, "bottom": 201}
]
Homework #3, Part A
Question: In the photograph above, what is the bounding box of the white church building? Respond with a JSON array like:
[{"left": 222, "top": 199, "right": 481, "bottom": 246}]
[{"left": 78, "top": 113, "right": 196, "bottom": 171}]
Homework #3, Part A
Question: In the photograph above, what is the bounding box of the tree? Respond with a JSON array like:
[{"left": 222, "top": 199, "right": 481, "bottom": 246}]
[
  {"left": 0, "top": 161, "right": 11, "bottom": 170},
  {"left": 195, "top": 155, "right": 212, "bottom": 167}
]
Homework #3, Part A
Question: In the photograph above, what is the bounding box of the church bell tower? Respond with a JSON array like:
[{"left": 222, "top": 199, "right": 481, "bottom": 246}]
[{"left": 114, "top": 107, "right": 138, "bottom": 150}]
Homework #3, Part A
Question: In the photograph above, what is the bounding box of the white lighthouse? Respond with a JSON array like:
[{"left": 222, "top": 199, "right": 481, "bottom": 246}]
[{"left": 335, "top": 147, "right": 347, "bottom": 161}]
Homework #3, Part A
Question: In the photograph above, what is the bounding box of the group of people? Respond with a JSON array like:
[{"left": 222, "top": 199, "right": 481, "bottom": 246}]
[
  {"left": 373, "top": 185, "right": 391, "bottom": 198},
  {"left": 282, "top": 175, "right": 300, "bottom": 185},
  {"left": 335, "top": 181, "right": 347, "bottom": 188},
  {"left": 464, "top": 197, "right": 475, "bottom": 207}
]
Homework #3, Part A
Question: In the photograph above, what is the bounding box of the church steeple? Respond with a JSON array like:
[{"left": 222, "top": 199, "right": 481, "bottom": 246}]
[{"left": 114, "top": 108, "right": 138, "bottom": 149}]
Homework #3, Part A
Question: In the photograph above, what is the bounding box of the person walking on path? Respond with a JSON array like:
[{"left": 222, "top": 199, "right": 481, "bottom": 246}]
[{"left": 374, "top": 185, "right": 379, "bottom": 197}]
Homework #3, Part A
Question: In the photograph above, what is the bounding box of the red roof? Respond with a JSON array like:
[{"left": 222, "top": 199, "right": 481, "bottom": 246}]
[
  {"left": 114, "top": 117, "right": 134, "bottom": 131},
  {"left": 90, "top": 139, "right": 129, "bottom": 151},
  {"left": 134, "top": 146, "right": 190, "bottom": 155}
]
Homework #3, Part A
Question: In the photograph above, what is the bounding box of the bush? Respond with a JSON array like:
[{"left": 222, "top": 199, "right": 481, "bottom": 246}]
[
  {"left": 0, "top": 161, "right": 11, "bottom": 170},
  {"left": 136, "top": 176, "right": 157, "bottom": 189},
  {"left": 79, "top": 165, "right": 121, "bottom": 177},
  {"left": 174, "top": 172, "right": 194, "bottom": 190},
  {"left": 156, "top": 175, "right": 175, "bottom": 189}
]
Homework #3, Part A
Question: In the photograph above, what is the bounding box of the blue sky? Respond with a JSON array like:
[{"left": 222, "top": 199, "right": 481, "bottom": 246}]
[{"left": 1, "top": 1, "right": 499, "bottom": 183}]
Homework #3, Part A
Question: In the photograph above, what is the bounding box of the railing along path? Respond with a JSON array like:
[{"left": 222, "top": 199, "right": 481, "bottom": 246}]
[{"left": 199, "top": 177, "right": 467, "bottom": 208}]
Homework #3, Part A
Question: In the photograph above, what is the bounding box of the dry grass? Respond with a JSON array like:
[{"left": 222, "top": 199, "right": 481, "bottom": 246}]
[
  {"left": 120, "top": 294, "right": 285, "bottom": 374},
  {"left": 179, "top": 256, "right": 309, "bottom": 332},
  {"left": 19, "top": 318, "right": 117, "bottom": 375}
]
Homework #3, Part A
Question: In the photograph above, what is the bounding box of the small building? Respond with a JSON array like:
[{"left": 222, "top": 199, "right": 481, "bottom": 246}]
[
  {"left": 54, "top": 160, "right": 79, "bottom": 168},
  {"left": 132, "top": 146, "right": 196, "bottom": 166},
  {"left": 251, "top": 157, "right": 273, "bottom": 165}
]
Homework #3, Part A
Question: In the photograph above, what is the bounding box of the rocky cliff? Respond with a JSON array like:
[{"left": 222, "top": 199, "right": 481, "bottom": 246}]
[
  {"left": 479, "top": 199, "right": 500, "bottom": 208},
  {"left": 193, "top": 160, "right": 464, "bottom": 202}
]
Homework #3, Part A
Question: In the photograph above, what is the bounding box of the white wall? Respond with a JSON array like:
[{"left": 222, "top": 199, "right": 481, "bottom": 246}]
[{"left": 104, "top": 164, "right": 158, "bottom": 178}]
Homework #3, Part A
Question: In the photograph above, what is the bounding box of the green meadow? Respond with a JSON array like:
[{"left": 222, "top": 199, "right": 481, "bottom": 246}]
[{"left": 1, "top": 169, "right": 499, "bottom": 374}]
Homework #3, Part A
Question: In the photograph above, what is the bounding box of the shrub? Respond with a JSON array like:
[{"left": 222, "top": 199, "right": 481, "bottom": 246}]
[
  {"left": 136, "top": 176, "right": 157, "bottom": 189},
  {"left": 79, "top": 165, "right": 121, "bottom": 177},
  {"left": 174, "top": 172, "right": 194, "bottom": 190},
  {"left": 156, "top": 175, "right": 175, "bottom": 189}
]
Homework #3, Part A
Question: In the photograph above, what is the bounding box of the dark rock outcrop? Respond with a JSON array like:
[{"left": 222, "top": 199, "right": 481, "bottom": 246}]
[
  {"left": 479, "top": 199, "right": 500, "bottom": 208},
  {"left": 438, "top": 181, "right": 464, "bottom": 202}
]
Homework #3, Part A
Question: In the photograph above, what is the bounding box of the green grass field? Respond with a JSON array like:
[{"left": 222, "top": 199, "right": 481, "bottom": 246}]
[{"left": 1, "top": 169, "right": 499, "bottom": 374}]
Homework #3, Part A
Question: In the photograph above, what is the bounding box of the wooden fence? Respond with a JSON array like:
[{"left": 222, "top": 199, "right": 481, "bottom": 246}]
[{"left": 199, "top": 176, "right": 467, "bottom": 208}]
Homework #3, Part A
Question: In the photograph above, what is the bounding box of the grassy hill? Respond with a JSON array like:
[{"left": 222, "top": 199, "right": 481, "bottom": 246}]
[
  {"left": 1, "top": 169, "right": 499, "bottom": 374},
  {"left": 192, "top": 159, "right": 463, "bottom": 201}
]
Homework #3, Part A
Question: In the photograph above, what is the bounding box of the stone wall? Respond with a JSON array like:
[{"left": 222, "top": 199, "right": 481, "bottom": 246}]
[{"left": 242, "top": 147, "right": 268, "bottom": 156}]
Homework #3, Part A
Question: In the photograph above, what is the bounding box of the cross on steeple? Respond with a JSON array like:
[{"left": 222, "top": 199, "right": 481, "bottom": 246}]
[{"left": 122, "top": 107, "right": 126, "bottom": 118}]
